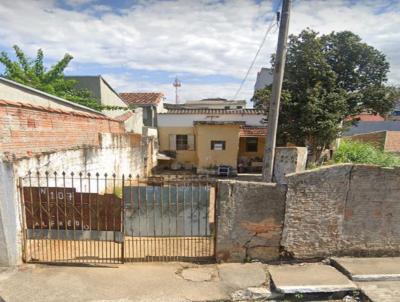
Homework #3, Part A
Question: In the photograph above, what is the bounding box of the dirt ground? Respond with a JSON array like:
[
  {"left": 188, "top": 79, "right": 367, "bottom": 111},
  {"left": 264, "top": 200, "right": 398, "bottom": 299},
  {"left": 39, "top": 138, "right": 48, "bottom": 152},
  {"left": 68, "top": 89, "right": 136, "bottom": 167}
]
[{"left": 24, "top": 237, "right": 214, "bottom": 264}]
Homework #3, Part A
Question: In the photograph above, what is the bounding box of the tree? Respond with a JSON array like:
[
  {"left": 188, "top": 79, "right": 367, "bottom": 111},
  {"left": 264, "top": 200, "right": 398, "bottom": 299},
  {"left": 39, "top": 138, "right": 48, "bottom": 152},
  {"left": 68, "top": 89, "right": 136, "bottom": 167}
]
[
  {"left": 253, "top": 29, "right": 399, "bottom": 161},
  {"left": 0, "top": 45, "right": 125, "bottom": 111}
]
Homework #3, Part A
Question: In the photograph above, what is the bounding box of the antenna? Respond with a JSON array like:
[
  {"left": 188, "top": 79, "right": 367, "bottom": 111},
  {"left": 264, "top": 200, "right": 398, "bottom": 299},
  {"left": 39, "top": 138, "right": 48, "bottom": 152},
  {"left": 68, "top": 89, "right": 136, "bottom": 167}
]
[{"left": 173, "top": 77, "right": 181, "bottom": 104}]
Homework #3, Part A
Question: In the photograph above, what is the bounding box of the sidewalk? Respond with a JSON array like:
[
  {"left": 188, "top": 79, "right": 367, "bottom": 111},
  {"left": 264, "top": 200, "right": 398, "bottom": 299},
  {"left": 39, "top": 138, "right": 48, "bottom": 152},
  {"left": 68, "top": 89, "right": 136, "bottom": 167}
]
[
  {"left": 0, "top": 258, "right": 399, "bottom": 302},
  {"left": 0, "top": 262, "right": 269, "bottom": 302}
]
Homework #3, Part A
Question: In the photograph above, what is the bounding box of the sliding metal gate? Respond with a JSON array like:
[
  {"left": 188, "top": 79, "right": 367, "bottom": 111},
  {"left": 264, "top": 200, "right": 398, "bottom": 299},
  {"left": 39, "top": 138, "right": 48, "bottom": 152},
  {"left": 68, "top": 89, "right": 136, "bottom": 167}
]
[{"left": 20, "top": 172, "right": 216, "bottom": 264}]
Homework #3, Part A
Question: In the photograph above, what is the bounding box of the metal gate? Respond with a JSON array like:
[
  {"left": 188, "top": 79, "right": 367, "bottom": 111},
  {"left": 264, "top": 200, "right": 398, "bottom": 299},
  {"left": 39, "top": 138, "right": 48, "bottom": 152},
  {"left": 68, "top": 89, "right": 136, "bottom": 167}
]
[{"left": 20, "top": 172, "right": 216, "bottom": 264}]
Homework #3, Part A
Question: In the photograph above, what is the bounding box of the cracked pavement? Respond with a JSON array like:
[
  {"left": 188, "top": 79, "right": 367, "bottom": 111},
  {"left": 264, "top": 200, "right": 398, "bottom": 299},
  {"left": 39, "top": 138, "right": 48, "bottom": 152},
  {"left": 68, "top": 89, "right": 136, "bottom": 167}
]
[{"left": 0, "top": 262, "right": 268, "bottom": 302}]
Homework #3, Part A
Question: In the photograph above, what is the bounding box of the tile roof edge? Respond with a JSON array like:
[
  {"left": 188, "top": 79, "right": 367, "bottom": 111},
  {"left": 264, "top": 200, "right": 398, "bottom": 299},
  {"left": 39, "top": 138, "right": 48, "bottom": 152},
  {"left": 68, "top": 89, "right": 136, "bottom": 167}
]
[{"left": 0, "top": 99, "right": 121, "bottom": 122}]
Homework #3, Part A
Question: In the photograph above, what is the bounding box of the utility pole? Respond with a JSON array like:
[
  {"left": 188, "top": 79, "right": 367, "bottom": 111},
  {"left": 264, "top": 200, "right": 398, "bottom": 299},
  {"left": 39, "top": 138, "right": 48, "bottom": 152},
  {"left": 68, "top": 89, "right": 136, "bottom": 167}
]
[{"left": 262, "top": 0, "right": 291, "bottom": 182}]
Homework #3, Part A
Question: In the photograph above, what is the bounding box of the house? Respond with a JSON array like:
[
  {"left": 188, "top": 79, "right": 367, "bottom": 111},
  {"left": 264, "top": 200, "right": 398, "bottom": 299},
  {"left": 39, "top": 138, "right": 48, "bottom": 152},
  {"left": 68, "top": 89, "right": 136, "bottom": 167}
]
[
  {"left": 119, "top": 92, "right": 165, "bottom": 130},
  {"left": 157, "top": 108, "right": 266, "bottom": 174},
  {"left": 65, "top": 75, "right": 144, "bottom": 134},
  {"left": 170, "top": 98, "right": 247, "bottom": 110},
  {"left": 65, "top": 75, "right": 128, "bottom": 117}
]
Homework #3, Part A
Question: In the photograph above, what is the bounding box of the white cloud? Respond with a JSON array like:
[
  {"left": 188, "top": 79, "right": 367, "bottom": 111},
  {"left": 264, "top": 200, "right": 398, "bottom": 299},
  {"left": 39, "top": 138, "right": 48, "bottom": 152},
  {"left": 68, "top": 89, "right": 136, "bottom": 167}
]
[
  {"left": 64, "top": 0, "right": 95, "bottom": 7},
  {"left": 103, "top": 73, "right": 249, "bottom": 105},
  {"left": 0, "top": 0, "right": 399, "bottom": 103}
]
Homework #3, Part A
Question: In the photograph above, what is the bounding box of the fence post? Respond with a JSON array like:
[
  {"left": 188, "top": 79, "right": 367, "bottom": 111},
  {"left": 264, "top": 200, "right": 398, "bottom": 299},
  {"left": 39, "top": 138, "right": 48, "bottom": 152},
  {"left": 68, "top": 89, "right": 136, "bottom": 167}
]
[{"left": 121, "top": 174, "right": 125, "bottom": 264}]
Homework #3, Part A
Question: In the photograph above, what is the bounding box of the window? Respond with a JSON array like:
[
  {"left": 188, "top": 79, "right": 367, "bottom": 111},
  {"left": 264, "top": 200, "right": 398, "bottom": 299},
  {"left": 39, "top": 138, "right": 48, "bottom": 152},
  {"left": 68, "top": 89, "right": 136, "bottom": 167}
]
[
  {"left": 236, "top": 106, "right": 243, "bottom": 109},
  {"left": 176, "top": 135, "right": 188, "bottom": 150},
  {"left": 224, "top": 106, "right": 230, "bottom": 110},
  {"left": 246, "top": 137, "right": 258, "bottom": 152},
  {"left": 211, "top": 140, "right": 226, "bottom": 150}
]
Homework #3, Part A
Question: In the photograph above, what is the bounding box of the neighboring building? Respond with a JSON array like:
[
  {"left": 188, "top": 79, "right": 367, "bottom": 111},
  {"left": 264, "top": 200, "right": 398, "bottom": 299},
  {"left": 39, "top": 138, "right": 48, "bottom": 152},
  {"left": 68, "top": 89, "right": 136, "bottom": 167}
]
[
  {"left": 343, "top": 116, "right": 400, "bottom": 153},
  {"left": 0, "top": 76, "right": 101, "bottom": 115},
  {"left": 65, "top": 75, "right": 128, "bottom": 118},
  {"left": 120, "top": 92, "right": 165, "bottom": 129},
  {"left": 66, "top": 75, "right": 145, "bottom": 134},
  {"left": 344, "top": 131, "right": 400, "bottom": 153},
  {"left": 174, "top": 98, "right": 247, "bottom": 110},
  {"left": 344, "top": 121, "right": 400, "bottom": 136},
  {"left": 387, "top": 99, "right": 400, "bottom": 120},
  {"left": 254, "top": 67, "right": 273, "bottom": 92},
  {"left": 157, "top": 108, "right": 266, "bottom": 173}
]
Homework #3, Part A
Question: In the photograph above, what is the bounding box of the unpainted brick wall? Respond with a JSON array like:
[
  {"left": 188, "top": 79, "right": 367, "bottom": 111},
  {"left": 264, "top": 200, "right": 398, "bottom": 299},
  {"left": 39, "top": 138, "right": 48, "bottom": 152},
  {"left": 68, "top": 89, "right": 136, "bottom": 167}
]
[
  {"left": 346, "top": 131, "right": 387, "bottom": 150},
  {"left": 216, "top": 180, "right": 286, "bottom": 262},
  {"left": 384, "top": 131, "right": 400, "bottom": 153},
  {"left": 282, "top": 164, "right": 400, "bottom": 258},
  {"left": 0, "top": 104, "right": 124, "bottom": 158}
]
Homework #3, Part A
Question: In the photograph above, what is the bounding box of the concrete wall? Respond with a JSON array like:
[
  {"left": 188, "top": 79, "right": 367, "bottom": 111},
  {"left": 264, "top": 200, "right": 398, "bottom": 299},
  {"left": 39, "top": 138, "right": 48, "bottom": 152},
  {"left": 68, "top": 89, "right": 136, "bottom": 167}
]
[
  {"left": 282, "top": 164, "right": 400, "bottom": 258},
  {"left": 99, "top": 78, "right": 128, "bottom": 118},
  {"left": 12, "top": 133, "right": 144, "bottom": 178},
  {"left": 124, "top": 108, "right": 143, "bottom": 134},
  {"left": 0, "top": 132, "right": 150, "bottom": 266},
  {"left": 216, "top": 180, "right": 286, "bottom": 262},
  {"left": 158, "top": 113, "right": 264, "bottom": 127},
  {"left": 273, "top": 147, "right": 308, "bottom": 184},
  {"left": 0, "top": 161, "right": 22, "bottom": 266}
]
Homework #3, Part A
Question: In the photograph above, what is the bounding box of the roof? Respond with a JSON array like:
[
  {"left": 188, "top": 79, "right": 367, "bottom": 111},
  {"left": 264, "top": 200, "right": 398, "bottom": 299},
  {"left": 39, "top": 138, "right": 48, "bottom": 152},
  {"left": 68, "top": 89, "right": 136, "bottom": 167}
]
[
  {"left": 351, "top": 114, "right": 385, "bottom": 122},
  {"left": 0, "top": 76, "right": 103, "bottom": 115},
  {"left": 239, "top": 126, "right": 268, "bottom": 137},
  {"left": 0, "top": 99, "right": 119, "bottom": 122},
  {"left": 344, "top": 121, "right": 400, "bottom": 136},
  {"left": 160, "top": 108, "right": 264, "bottom": 115},
  {"left": 120, "top": 92, "right": 164, "bottom": 105},
  {"left": 185, "top": 98, "right": 246, "bottom": 104},
  {"left": 114, "top": 110, "right": 134, "bottom": 122}
]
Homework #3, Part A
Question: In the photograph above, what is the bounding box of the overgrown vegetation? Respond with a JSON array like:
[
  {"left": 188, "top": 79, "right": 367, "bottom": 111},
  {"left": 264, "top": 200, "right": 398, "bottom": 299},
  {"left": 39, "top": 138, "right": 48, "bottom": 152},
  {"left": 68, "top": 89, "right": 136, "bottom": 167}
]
[
  {"left": 333, "top": 140, "right": 400, "bottom": 167},
  {"left": 253, "top": 29, "right": 399, "bottom": 162},
  {"left": 0, "top": 45, "right": 126, "bottom": 111}
]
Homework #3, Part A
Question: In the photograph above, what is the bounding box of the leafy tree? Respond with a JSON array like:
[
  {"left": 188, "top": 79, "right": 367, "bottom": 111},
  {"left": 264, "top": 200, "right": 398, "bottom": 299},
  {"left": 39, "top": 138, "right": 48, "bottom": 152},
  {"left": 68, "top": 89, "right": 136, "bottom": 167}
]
[
  {"left": 253, "top": 29, "right": 399, "bottom": 161},
  {"left": 0, "top": 45, "right": 126, "bottom": 111}
]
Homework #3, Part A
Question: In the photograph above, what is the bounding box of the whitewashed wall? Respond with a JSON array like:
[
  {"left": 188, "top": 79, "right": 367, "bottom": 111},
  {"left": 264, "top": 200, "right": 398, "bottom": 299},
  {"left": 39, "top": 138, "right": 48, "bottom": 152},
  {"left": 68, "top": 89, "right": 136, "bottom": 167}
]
[{"left": 158, "top": 113, "right": 265, "bottom": 127}]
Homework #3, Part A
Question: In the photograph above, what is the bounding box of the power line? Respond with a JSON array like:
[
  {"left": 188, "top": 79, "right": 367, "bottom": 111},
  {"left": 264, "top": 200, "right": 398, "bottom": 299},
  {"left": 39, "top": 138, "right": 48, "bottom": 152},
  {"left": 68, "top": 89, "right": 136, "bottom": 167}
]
[{"left": 233, "top": 16, "right": 278, "bottom": 100}]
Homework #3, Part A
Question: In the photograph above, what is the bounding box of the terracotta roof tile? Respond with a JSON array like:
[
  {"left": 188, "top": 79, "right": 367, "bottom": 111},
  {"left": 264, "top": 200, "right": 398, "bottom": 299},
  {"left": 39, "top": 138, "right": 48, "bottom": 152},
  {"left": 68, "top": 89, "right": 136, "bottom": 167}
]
[
  {"left": 115, "top": 111, "right": 134, "bottom": 122},
  {"left": 120, "top": 92, "right": 164, "bottom": 105},
  {"left": 160, "top": 108, "right": 264, "bottom": 115},
  {"left": 239, "top": 126, "right": 268, "bottom": 137}
]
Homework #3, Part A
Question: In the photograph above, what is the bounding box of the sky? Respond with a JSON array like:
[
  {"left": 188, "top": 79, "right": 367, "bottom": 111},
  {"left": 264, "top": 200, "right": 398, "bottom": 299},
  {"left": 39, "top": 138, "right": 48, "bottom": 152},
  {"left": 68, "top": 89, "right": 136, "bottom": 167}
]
[{"left": 0, "top": 0, "right": 399, "bottom": 105}]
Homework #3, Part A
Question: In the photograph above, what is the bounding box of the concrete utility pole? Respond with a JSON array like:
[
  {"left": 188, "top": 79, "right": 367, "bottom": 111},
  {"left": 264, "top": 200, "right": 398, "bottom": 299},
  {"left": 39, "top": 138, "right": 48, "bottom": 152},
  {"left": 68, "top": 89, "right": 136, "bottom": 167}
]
[{"left": 262, "top": 0, "right": 291, "bottom": 182}]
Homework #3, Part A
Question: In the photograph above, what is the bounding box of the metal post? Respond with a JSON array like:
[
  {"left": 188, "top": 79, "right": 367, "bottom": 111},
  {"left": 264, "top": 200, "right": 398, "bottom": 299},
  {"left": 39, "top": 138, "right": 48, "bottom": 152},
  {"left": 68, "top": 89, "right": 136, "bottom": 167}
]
[{"left": 262, "top": 0, "right": 291, "bottom": 182}]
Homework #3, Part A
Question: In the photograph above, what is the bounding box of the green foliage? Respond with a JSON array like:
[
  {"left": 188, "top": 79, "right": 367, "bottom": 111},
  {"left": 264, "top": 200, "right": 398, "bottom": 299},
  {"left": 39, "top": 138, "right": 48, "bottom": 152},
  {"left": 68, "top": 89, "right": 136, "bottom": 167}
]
[
  {"left": 0, "top": 45, "right": 126, "bottom": 112},
  {"left": 334, "top": 140, "right": 400, "bottom": 167},
  {"left": 253, "top": 29, "right": 399, "bottom": 161}
]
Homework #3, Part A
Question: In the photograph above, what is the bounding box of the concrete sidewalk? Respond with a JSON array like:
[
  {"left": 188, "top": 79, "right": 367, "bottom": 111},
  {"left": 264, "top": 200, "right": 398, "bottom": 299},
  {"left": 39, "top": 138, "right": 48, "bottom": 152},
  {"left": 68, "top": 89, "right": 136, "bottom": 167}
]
[{"left": 0, "top": 262, "right": 269, "bottom": 302}]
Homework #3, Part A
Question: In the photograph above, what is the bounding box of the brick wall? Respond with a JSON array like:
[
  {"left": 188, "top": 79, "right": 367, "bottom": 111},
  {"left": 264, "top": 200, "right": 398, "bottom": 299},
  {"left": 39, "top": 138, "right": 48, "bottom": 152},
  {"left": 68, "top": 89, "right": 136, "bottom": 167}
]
[
  {"left": 346, "top": 131, "right": 387, "bottom": 150},
  {"left": 281, "top": 164, "right": 400, "bottom": 258},
  {"left": 384, "top": 131, "right": 400, "bottom": 153},
  {"left": 0, "top": 100, "right": 124, "bottom": 159}
]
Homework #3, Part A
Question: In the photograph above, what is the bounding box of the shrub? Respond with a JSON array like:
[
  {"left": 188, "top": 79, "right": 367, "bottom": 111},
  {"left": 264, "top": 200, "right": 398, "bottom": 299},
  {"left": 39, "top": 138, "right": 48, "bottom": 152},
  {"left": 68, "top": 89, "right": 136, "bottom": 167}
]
[{"left": 333, "top": 140, "right": 400, "bottom": 167}]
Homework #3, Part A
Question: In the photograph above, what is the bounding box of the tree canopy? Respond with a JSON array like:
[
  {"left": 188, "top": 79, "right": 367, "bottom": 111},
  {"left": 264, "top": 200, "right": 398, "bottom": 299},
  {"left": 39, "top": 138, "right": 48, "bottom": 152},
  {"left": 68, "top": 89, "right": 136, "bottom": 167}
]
[
  {"left": 0, "top": 45, "right": 126, "bottom": 111},
  {"left": 253, "top": 29, "right": 399, "bottom": 161}
]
